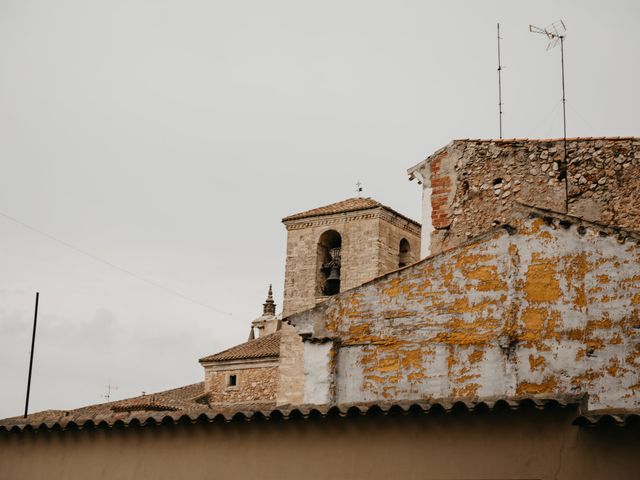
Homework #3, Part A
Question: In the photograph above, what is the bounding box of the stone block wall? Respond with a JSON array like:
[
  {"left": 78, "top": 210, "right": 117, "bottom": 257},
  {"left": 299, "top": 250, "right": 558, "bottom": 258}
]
[
  {"left": 410, "top": 137, "right": 640, "bottom": 254},
  {"left": 204, "top": 364, "right": 278, "bottom": 404},
  {"left": 282, "top": 208, "right": 420, "bottom": 317},
  {"left": 275, "top": 323, "right": 305, "bottom": 406}
]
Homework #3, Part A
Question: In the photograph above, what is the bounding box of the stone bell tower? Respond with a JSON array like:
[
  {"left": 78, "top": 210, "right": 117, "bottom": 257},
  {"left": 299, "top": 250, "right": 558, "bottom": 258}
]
[
  {"left": 276, "top": 197, "right": 420, "bottom": 406},
  {"left": 281, "top": 197, "right": 421, "bottom": 317}
]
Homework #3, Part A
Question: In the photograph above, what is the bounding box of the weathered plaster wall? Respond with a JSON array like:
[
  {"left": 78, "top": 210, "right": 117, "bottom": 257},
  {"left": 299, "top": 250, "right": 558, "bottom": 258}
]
[
  {"left": 292, "top": 212, "right": 640, "bottom": 410},
  {"left": 204, "top": 363, "right": 278, "bottom": 404},
  {"left": 410, "top": 138, "right": 640, "bottom": 255},
  {"left": 2, "top": 409, "right": 639, "bottom": 480}
]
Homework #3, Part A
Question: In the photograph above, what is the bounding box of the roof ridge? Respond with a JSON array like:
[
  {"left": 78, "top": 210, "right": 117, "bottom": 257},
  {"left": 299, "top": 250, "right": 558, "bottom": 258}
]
[{"left": 199, "top": 330, "right": 281, "bottom": 363}]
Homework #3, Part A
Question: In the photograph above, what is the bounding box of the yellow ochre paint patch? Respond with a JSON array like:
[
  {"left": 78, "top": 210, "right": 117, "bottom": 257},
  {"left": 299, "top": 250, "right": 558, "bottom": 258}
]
[
  {"left": 524, "top": 258, "right": 561, "bottom": 303},
  {"left": 516, "top": 376, "right": 558, "bottom": 395}
]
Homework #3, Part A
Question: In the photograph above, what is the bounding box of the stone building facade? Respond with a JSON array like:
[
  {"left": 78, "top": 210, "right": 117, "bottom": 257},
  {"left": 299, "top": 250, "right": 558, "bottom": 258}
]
[
  {"left": 277, "top": 197, "right": 420, "bottom": 405},
  {"left": 408, "top": 137, "right": 640, "bottom": 255},
  {"left": 289, "top": 206, "right": 640, "bottom": 410},
  {"left": 281, "top": 197, "right": 421, "bottom": 317},
  {"left": 198, "top": 287, "right": 282, "bottom": 406}
]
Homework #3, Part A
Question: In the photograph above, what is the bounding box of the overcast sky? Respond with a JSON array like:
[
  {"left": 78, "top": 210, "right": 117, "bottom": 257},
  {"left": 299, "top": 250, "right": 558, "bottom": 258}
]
[{"left": 0, "top": 0, "right": 638, "bottom": 419}]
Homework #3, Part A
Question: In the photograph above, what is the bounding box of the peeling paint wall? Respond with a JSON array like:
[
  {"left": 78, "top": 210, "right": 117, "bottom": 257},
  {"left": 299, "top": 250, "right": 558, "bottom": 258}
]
[{"left": 291, "top": 213, "right": 640, "bottom": 410}]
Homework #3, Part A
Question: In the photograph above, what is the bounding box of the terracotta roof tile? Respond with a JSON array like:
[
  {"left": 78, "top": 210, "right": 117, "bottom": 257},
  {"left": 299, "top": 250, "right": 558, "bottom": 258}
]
[
  {"left": 282, "top": 197, "right": 420, "bottom": 226},
  {"left": 199, "top": 331, "right": 281, "bottom": 363},
  {"left": 282, "top": 197, "right": 382, "bottom": 221},
  {"left": 1, "top": 396, "right": 584, "bottom": 433}
]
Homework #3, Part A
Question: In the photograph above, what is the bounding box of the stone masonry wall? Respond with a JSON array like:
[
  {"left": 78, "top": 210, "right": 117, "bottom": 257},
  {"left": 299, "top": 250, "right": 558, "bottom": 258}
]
[
  {"left": 205, "top": 365, "right": 278, "bottom": 404},
  {"left": 290, "top": 210, "right": 640, "bottom": 411},
  {"left": 276, "top": 323, "right": 306, "bottom": 406},
  {"left": 378, "top": 211, "right": 421, "bottom": 274},
  {"left": 418, "top": 138, "right": 640, "bottom": 254},
  {"left": 280, "top": 207, "right": 419, "bottom": 406},
  {"left": 282, "top": 209, "right": 420, "bottom": 317}
]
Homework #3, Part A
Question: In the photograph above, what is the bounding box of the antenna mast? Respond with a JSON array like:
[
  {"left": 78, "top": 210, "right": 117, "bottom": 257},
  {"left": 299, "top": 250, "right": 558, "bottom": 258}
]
[
  {"left": 24, "top": 292, "right": 40, "bottom": 418},
  {"left": 497, "top": 23, "right": 503, "bottom": 139},
  {"left": 530, "top": 20, "right": 568, "bottom": 212}
]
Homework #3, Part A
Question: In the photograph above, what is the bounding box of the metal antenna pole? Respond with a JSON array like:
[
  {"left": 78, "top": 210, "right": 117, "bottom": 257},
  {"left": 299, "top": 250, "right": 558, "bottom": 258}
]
[
  {"left": 560, "top": 35, "right": 568, "bottom": 212},
  {"left": 497, "top": 23, "right": 503, "bottom": 139},
  {"left": 24, "top": 292, "right": 40, "bottom": 418},
  {"left": 529, "top": 19, "right": 568, "bottom": 212}
]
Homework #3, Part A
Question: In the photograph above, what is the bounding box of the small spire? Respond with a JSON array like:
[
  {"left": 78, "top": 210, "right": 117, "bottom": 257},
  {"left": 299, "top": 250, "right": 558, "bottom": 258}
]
[
  {"left": 263, "top": 284, "right": 276, "bottom": 316},
  {"left": 248, "top": 327, "right": 255, "bottom": 341}
]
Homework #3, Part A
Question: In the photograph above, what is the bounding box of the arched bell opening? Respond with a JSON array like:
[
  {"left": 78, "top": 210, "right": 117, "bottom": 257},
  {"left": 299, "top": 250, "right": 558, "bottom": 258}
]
[
  {"left": 317, "top": 230, "right": 342, "bottom": 296},
  {"left": 398, "top": 238, "right": 411, "bottom": 268}
]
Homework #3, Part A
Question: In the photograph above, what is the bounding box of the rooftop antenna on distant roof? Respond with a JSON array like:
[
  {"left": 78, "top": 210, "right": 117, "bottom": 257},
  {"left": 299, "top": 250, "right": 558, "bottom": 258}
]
[
  {"left": 530, "top": 19, "right": 568, "bottom": 212},
  {"left": 103, "top": 383, "right": 118, "bottom": 402},
  {"left": 355, "top": 180, "right": 363, "bottom": 197},
  {"left": 497, "top": 23, "right": 504, "bottom": 139}
]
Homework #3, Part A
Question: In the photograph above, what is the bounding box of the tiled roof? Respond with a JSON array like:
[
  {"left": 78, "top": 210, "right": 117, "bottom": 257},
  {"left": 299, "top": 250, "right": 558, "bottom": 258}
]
[
  {"left": 0, "top": 396, "right": 581, "bottom": 433},
  {"left": 199, "top": 331, "right": 281, "bottom": 363},
  {"left": 0, "top": 382, "right": 205, "bottom": 428},
  {"left": 282, "top": 197, "right": 420, "bottom": 226},
  {"left": 282, "top": 197, "right": 381, "bottom": 221},
  {"left": 573, "top": 410, "right": 640, "bottom": 427}
]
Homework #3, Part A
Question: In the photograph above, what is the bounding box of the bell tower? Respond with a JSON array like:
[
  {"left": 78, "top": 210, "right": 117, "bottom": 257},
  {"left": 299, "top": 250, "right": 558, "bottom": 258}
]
[
  {"left": 276, "top": 197, "right": 420, "bottom": 406},
  {"left": 281, "top": 197, "right": 421, "bottom": 317}
]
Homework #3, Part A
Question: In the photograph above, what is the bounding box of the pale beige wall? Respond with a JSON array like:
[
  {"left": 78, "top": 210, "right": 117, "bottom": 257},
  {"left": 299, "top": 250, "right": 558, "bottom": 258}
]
[{"left": 1, "top": 409, "right": 638, "bottom": 480}]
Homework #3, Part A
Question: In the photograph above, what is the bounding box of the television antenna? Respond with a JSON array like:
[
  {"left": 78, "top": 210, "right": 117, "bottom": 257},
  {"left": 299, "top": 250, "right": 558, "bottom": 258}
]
[
  {"left": 530, "top": 19, "right": 568, "bottom": 211},
  {"left": 103, "top": 383, "right": 118, "bottom": 402},
  {"left": 497, "top": 23, "right": 504, "bottom": 139}
]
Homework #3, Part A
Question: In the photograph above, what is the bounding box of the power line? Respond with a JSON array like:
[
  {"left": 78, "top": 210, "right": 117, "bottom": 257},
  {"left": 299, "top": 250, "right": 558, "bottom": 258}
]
[{"left": 0, "top": 210, "right": 236, "bottom": 317}]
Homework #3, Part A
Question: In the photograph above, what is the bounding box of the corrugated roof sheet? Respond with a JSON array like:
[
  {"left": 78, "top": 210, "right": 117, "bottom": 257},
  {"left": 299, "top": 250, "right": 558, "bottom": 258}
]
[
  {"left": 0, "top": 396, "right": 581, "bottom": 433},
  {"left": 199, "top": 331, "right": 281, "bottom": 363}
]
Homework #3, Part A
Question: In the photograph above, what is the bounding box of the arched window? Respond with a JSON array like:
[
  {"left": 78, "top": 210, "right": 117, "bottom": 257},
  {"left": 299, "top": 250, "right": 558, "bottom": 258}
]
[
  {"left": 399, "top": 238, "right": 411, "bottom": 268},
  {"left": 317, "top": 230, "right": 342, "bottom": 296}
]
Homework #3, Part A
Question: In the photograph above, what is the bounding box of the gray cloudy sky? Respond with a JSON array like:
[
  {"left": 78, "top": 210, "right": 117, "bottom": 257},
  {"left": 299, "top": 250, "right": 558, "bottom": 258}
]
[{"left": 1, "top": 0, "right": 638, "bottom": 419}]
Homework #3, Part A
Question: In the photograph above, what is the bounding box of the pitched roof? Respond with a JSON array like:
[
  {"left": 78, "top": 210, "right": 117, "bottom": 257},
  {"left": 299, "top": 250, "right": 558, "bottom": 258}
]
[
  {"left": 282, "top": 197, "right": 420, "bottom": 226},
  {"left": 282, "top": 197, "right": 381, "bottom": 221},
  {"left": 199, "top": 331, "right": 281, "bottom": 363},
  {"left": 1, "top": 396, "right": 583, "bottom": 433},
  {"left": 0, "top": 382, "right": 206, "bottom": 428}
]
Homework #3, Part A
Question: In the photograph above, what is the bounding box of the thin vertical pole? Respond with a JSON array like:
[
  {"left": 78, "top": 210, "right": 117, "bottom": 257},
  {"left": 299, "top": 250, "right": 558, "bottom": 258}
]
[
  {"left": 497, "top": 23, "right": 503, "bottom": 139},
  {"left": 560, "top": 36, "right": 568, "bottom": 212},
  {"left": 24, "top": 292, "right": 40, "bottom": 418}
]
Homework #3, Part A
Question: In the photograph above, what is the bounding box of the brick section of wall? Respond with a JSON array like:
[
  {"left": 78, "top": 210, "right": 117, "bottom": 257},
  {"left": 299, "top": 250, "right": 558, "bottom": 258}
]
[
  {"left": 205, "top": 365, "right": 278, "bottom": 404},
  {"left": 422, "top": 138, "right": 640, "bottom": 254},
  {"left": 429, "top": 151, "right": 454, "bottom": 230}
]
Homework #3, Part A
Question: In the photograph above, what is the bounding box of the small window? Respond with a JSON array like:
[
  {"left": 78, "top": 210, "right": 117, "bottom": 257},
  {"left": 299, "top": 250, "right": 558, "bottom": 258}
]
[{"left": 227, "top": 374, "right": 237, "bottom": 387}]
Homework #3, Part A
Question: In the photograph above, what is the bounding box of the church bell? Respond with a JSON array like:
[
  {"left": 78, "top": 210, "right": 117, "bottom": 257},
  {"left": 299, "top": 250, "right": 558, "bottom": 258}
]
[{"left": 326, "top": 265, "right": 341, "bottom": 282}]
